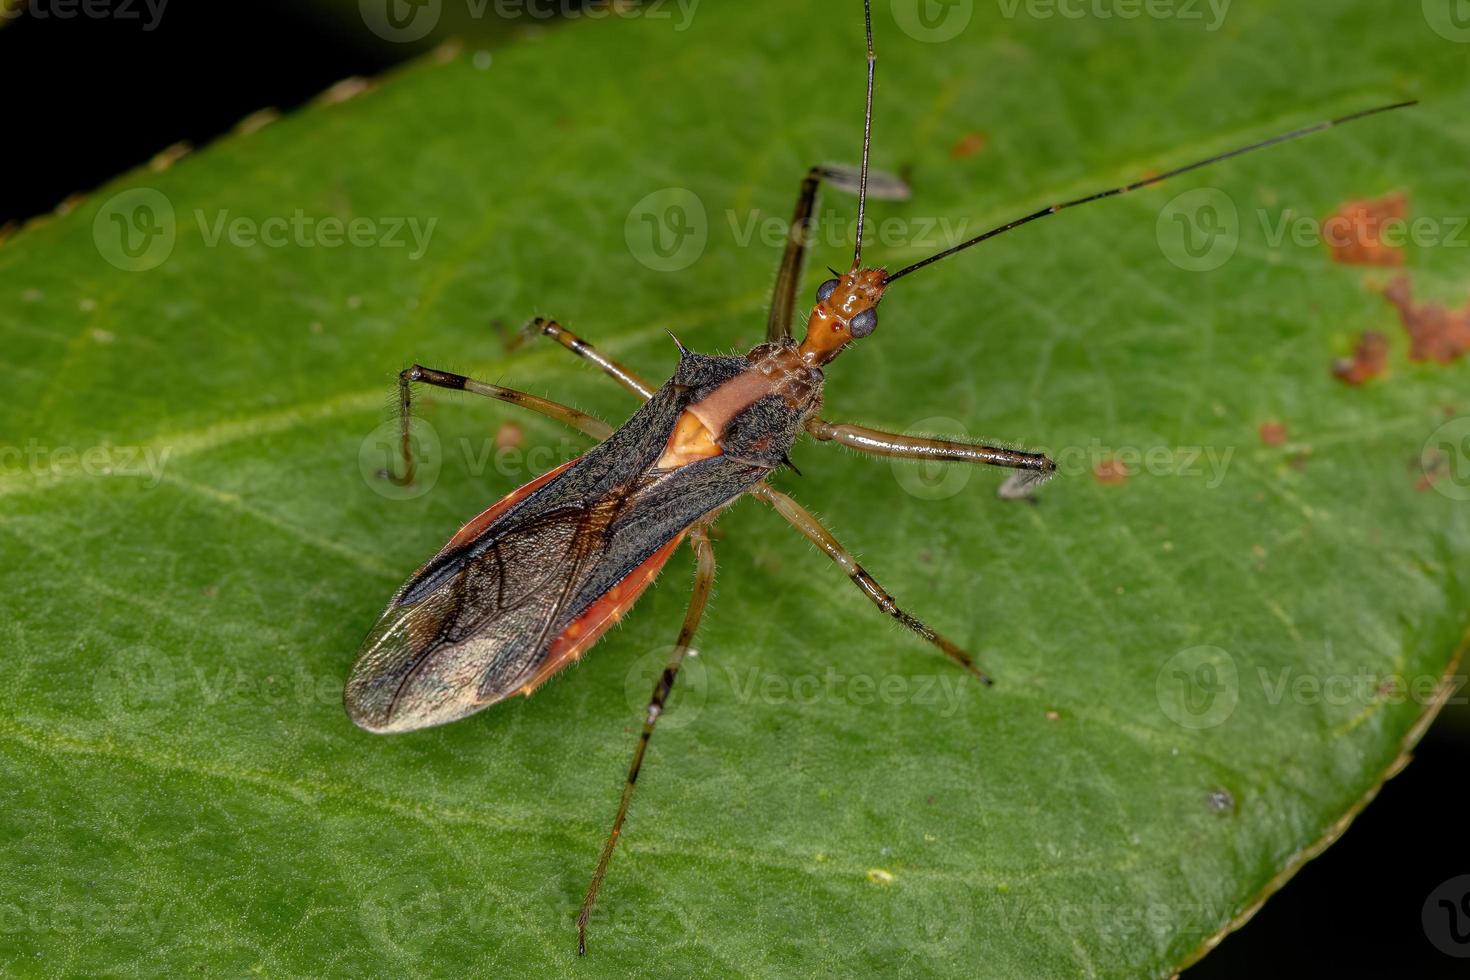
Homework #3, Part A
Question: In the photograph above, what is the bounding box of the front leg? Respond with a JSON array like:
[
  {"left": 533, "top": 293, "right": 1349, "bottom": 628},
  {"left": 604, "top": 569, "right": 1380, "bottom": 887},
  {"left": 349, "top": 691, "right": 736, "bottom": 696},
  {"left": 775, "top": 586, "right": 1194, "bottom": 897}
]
[
  {"left": 805, "top": 416, "right": 1056, "bottom": 500},
  {"left": 389, "top": 365, "right": 612, "bottom": 486},
  {"left": 517, "top": 317, "right": 655, "bottom": 400}
]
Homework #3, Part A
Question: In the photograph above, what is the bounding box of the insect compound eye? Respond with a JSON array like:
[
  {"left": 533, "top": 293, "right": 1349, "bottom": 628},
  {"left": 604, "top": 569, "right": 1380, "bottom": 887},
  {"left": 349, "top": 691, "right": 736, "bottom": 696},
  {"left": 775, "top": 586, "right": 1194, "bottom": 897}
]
[
  {"left": 815, "top": 278, "right": 840, "bottom": 302},
  {"left": 849, "top": 308, "right": 878, "bottom": 338}
]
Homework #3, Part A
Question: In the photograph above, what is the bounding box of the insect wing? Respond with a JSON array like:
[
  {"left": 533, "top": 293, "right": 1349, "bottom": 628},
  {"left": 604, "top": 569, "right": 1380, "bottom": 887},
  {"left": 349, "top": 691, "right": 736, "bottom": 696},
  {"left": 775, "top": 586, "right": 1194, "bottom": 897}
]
[{"left": 346, "top": 504, "right": 595, "bottom": 734}]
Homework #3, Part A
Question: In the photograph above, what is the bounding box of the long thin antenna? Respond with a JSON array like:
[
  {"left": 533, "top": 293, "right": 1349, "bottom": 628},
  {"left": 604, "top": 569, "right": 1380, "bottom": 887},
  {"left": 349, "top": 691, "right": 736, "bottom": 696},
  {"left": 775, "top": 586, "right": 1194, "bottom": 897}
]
[
  {"left": 883, "top": 99, "right": 1418, "bottom": 284},
  {"left": 852, "top": 0, "right": 876, "bottom": 270}
]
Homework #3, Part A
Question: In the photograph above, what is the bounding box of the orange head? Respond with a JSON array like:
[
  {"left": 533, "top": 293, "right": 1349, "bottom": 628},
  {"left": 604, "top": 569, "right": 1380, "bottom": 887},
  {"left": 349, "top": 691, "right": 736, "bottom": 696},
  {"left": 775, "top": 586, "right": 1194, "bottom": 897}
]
[{"left": 796, "top": 267, "right": 889, "bottom": 367}]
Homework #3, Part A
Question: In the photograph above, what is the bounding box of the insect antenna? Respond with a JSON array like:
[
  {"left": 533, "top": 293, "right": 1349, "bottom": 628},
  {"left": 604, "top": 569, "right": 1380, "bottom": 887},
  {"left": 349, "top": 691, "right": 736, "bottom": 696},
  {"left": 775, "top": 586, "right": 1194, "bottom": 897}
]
[
  {"left": 883, "top": 99, "right": 1418, "bottom": 284},
  {"left": 851, "top": 0, "right": 876, "bottom": 270}
]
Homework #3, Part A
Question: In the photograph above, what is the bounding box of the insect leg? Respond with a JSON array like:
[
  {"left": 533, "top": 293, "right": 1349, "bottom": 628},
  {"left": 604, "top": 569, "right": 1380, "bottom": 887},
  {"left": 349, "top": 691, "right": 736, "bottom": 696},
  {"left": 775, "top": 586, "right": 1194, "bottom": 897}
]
[
  {"left": 805, "top": 416, "right": 1057, "bottom": 500},
  {"left": 766, "top": 167, "right": 824, "bottom": 343},
  {"left": 767, "top": 165, "right": 911, "bottom": 342},
  {"left": 519, "top": 317, "right": 656, "bottom": 400},
  {"left": 577, "top": 522, "right": 716, "bottom": 956},
  {"left": 749, "top": 483, "right": 992, "bottom": 684},
  {"left": 387, "top": 364, "right": 612, "bottom": 486}
]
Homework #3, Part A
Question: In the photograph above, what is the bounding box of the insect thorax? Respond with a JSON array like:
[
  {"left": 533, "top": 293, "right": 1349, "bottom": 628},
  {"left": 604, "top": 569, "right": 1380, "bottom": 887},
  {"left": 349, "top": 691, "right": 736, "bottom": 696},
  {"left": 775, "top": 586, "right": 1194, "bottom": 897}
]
[{"left": 744, "top": 340, "right": 825, "bottom": 416}]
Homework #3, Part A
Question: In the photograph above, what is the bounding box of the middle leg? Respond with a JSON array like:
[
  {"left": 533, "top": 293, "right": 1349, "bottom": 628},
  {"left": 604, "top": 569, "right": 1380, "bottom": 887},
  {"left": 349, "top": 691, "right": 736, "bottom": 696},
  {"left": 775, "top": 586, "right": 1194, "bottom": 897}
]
[{"left": 749, "top": 483, "right": 992, "bottom": 685}]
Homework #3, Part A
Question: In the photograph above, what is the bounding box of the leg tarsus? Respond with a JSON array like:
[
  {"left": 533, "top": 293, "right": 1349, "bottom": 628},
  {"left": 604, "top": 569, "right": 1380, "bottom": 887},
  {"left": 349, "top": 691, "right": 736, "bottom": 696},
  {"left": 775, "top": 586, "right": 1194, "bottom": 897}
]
[
  {"left": 576, "top": 523, "right": 716, "bottom": 955},
  {"left": 998, "top": 469, "right": 1050, "bottom": 502},
  {"left": 749, "top": 483, "right": 992, "bottom": 685}
]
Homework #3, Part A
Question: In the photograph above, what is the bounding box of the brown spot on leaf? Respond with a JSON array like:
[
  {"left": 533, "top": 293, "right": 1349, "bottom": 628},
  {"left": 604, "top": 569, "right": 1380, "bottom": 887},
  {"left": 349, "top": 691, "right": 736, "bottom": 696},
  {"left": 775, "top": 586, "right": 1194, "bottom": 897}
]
[
  {"left": 950, "top": 131, "right": 988, "bottom": 159},
  {"left": 1258, "top": 420, "right": 1288, "bottom": 446},
  {"left": 1092, "top": 458, "right": 1129, "bottom": 485},
  {"left": 1383, "top": 273, "right": 1470, "bottom": 364},
  {"left": 1323, "top": 192, "right": 1408, "bottom": 266},
  {"left": 1417, "top": 449, "right": 1450, "bottom": 493},
  {"left": 494, "top": 422, "right": 523, "bottom": 452},
  {"left": 1332, "top": 330, "right": 1389, "bottom": 385}
]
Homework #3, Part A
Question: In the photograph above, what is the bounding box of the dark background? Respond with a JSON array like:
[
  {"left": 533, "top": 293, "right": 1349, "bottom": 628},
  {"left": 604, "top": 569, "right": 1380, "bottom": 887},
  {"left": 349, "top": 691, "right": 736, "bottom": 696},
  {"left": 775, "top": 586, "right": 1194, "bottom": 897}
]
[{"left": 1, "top": 4, "right": 1463, "bottom": 974}]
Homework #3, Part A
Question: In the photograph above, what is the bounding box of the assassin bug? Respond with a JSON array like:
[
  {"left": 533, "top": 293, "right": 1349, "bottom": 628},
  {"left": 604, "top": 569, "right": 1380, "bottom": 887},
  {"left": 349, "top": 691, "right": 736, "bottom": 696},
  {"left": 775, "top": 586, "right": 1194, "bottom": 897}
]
[{"left": 344, "top": 0, "right": 1414, "bottom": 954}]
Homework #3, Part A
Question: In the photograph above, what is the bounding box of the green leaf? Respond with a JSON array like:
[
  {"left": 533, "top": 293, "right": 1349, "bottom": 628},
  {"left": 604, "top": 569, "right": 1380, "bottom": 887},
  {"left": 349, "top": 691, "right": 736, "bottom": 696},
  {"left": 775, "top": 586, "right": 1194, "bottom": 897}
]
[{"left": 2, "top": 2, "right": 1466, "bottom": 975}]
